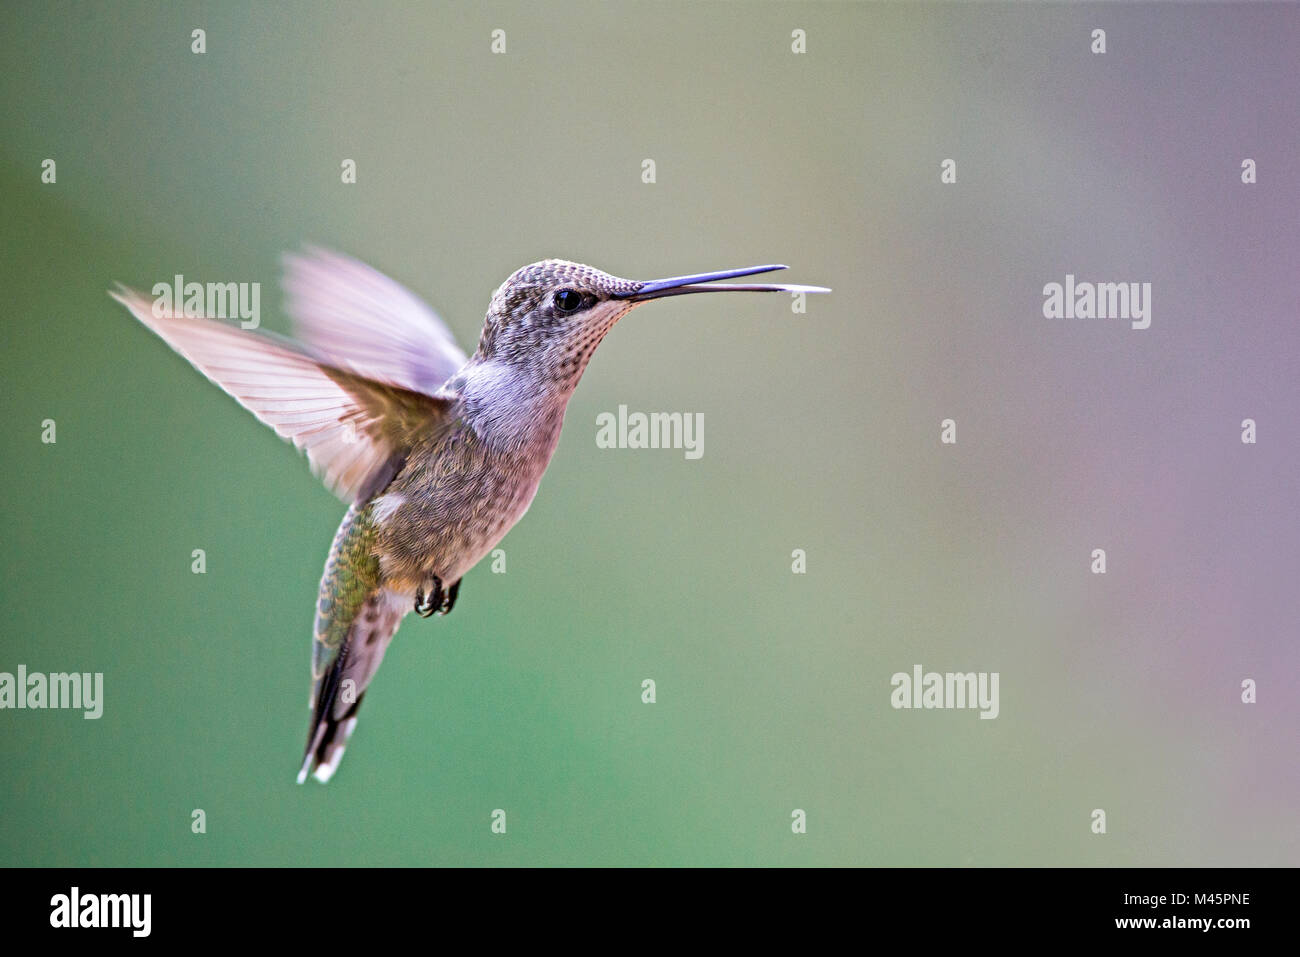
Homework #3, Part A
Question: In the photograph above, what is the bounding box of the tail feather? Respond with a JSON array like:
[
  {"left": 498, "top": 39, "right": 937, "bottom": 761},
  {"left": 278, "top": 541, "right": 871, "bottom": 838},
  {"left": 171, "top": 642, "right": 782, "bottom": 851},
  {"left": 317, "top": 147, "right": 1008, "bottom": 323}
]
[
  {"left": 298, "top": 688, "right": 364, "bottom": 784},
  {"left": 298, "top": 585, "right": 407, "bottom": 784}
]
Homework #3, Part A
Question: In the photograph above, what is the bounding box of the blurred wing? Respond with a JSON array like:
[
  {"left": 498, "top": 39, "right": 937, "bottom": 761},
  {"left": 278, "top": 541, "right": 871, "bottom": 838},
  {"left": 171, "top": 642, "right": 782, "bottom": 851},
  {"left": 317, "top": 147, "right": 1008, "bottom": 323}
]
[
  {"left": 282, "top": 246, "right": 468, "bottom": 397},
  {"left": 111, "top": 287, "right": 450, "bottom": 504}
]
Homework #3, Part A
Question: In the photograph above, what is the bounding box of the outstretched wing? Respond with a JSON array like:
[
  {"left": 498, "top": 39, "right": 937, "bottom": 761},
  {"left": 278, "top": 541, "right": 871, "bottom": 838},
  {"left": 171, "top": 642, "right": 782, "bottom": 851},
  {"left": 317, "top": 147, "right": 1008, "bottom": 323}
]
[
  {"left": 111, "top": 287, "right": 451, "bottom": 504},
  {"left": 282, "top": 246, "right": 468, "bottom": 397}
]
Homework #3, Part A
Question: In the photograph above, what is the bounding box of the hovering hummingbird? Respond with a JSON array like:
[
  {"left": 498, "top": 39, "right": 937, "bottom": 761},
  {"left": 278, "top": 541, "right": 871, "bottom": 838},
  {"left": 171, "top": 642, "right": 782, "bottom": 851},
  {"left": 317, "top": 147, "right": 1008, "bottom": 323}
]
[{"left": 111, "top": 249, "right": 829, "bottom": 783}]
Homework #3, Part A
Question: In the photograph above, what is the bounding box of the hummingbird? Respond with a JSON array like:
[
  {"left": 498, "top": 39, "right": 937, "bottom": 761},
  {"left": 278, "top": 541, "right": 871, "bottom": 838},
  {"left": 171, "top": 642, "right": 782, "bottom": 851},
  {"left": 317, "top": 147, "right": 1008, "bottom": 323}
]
[{"left": 111, "top": 249, "right": 829, "bottom": 783}]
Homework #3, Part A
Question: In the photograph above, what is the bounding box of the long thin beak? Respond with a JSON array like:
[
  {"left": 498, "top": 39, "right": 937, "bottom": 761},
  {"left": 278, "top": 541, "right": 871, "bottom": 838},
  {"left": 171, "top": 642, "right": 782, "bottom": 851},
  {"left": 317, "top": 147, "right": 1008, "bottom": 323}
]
[{"left": 617, "top": 264, "right": 831, "bottom": 302}]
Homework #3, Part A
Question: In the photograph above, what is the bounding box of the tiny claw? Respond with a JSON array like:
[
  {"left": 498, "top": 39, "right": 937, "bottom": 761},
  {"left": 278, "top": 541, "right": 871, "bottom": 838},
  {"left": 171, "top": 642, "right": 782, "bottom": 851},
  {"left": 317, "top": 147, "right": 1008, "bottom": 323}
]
[
  {"left": 437, "top": 579, "right": 460, "bottom": 616},
  {"left": 414, "top": 575, "right": 444, "bottom": 618}
]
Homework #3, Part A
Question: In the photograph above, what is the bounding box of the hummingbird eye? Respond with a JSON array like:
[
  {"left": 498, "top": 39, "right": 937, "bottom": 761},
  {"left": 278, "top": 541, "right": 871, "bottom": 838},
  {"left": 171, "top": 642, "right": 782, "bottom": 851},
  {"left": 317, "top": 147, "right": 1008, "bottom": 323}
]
[{"left": 552, "top": 289, "right": 584, "bottom": 314}]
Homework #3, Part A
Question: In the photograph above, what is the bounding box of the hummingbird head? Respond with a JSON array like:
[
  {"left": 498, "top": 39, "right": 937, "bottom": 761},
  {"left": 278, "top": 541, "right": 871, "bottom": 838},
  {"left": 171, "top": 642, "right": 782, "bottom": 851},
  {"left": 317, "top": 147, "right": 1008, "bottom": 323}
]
[{"left": 473, "top": 259, "right": 829, "bottom": 390}]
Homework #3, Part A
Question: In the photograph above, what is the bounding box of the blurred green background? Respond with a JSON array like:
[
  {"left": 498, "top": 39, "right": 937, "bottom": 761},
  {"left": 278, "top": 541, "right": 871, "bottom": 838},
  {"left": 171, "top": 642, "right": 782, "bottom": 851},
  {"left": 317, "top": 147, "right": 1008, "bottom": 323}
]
[{"left": 2, "top": 1, "right": 1297, "bottom": 866}]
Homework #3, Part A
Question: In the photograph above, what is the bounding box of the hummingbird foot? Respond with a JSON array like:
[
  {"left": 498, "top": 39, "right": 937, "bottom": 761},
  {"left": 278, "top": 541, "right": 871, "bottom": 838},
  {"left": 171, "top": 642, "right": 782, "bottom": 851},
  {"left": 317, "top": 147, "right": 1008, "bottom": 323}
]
[
  {"left": 414, "top": 576, "right": 460, "bottom": 618},
  {"left": 441, "top": 579, "right": 460, "bottom": 616},
  {"left": 414, "top": 577, "right": 442, "bottom": 618}
]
